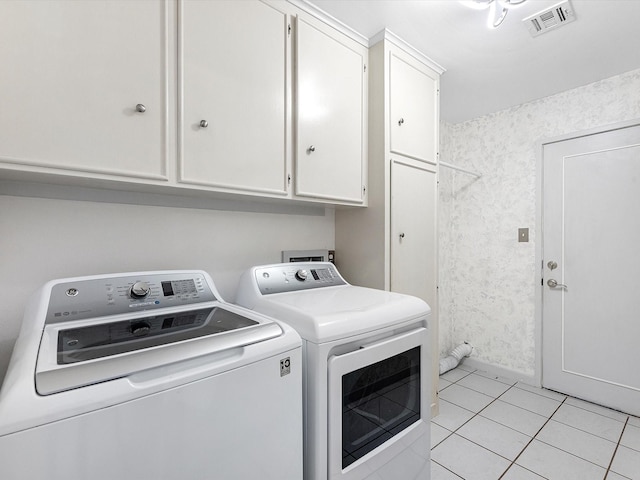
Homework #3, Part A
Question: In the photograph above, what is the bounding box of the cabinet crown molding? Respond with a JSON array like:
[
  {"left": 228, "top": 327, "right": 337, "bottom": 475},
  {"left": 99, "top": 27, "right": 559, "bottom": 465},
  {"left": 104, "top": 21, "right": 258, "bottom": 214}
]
[
  {"left": 370, "top": 28, "right": 446, "bottom": 75},
  {"left": 286, "top": 0, "right": 369, "bottom": 47}
]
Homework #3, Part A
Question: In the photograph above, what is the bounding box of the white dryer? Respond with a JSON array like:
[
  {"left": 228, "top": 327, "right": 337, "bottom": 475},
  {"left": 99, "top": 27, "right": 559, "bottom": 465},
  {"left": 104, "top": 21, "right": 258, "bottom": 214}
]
[
  {"left": 236, "top": 262, "right": 432, "bottom": 480},
  {"left": 0, "top": 270, "right": 302, "bottom": 480}
]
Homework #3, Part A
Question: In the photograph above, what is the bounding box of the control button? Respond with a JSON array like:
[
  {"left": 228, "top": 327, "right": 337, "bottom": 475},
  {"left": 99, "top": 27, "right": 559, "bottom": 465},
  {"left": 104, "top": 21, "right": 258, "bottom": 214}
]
[
  {"left": 295, "top": 269, "right": 308, "bottom": 281},
  {"left": 131, "top": 321, "right": 151, "bottom": 337},
  {"left": 130, "top": 281, "right": 151, "bottom": 299}
]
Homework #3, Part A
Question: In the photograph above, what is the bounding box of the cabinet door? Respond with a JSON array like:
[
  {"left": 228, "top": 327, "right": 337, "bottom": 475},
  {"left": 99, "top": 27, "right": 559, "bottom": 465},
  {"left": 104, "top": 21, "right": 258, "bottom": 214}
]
[
  {"left": 390, "top": 159, "right": 437, "bottom": 311},
  {"left": 295, "top": 16, "right": 366, "bottom": 204},
  {"left": 180, "top": 0, "right": 288, "bottom": 196},
  {"left": 389, "top": 53, "right": 438, "bottom": 164},
  {"left": 0, "top": 0, "right": 168, "bottom": 180},
  {"left": 390, "top": 158, "right": 438, "bottom": 412}
]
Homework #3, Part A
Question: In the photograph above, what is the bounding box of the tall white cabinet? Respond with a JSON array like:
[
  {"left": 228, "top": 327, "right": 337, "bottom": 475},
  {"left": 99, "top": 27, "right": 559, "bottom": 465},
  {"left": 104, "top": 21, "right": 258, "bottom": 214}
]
[{"left": 335, "top": 31, "right": 444, "bottom": 416}]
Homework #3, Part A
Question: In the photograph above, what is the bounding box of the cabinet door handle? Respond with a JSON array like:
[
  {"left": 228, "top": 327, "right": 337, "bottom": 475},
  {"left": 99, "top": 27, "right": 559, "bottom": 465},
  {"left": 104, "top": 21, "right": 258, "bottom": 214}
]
[
  {"left": 308, "top": 145, "right": 316, "bottom": 153},
  {"left": 398, "top": 118, "right": 404, "bottom": 126},
  {"left": 135, "top": 104, "right": 146, "bottom": 113},
  {"left": 199, "top": 120, "right": 209, "bottom": 128}
]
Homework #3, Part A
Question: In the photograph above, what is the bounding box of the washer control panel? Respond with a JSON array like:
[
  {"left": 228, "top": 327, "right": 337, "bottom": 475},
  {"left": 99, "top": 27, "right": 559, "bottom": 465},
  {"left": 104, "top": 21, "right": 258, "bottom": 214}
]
[
  {"left": 45, "top": 272, "right": 217, "bottom": 325},
  {"left": 255, "top": 262, "right": 346, "bottom": 295}
]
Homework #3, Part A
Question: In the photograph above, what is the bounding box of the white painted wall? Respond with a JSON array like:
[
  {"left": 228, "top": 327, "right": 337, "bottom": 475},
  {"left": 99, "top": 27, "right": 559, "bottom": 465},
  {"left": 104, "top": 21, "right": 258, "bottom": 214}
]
[
  {"left": 438, "top": 67, "right": 640, "bottom": 377},
  {"left": 0, "top": 192, "right": 334, "bottom": 382}
]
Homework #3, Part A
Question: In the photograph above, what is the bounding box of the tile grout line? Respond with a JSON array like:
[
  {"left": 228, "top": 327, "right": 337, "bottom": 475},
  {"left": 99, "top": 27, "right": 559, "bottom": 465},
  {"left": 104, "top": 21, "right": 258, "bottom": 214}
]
[
  {"left": 430, "top": 373, "right": 521, "bottom": 478},
  {"left": 434, "top": 373, "right": 534, "bottom": 450},
  {"left": 433, "top": 380, "right": 524, "bottom": 470},
  {"left": 436, "top": 370, "right": 638, "bottom": 479},
  {"left": 431, "top": 459, "right": 464, "bottom": 479},
  {"left": 439, "top": 378, "right": 562, "bottom": 478},
  {"left": 545, "top": 404, "right": 630, "bottom": 449},
  {"left": 603, "top": 416, "right": 629, "bottom": 479},
  {"left": 432, "top": 369, "right": 479, "bottom": 448},
  {"left": 501, "top": 398, "right": 628, "bottom": 478},
  {"left": 497, "top": 393, "right": 567, "bottom": 479}
]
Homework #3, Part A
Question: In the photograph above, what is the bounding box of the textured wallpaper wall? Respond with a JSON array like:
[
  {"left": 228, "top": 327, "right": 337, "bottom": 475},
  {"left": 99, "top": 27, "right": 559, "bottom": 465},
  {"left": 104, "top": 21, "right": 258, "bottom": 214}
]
[{"left": 438, "top": 67, "right": 640, "bottom": 377}]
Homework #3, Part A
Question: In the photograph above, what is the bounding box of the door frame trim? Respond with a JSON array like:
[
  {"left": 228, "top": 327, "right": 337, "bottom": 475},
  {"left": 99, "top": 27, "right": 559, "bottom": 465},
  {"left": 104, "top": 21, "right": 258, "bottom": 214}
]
[{"left": 535, "top": 117, "right": 640, "bottom": 389}]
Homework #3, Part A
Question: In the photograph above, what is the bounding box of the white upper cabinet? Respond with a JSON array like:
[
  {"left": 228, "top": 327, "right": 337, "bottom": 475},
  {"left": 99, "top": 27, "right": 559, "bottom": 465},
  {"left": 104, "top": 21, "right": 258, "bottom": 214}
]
[
  {"left": 295, "top": 15, "right": 367, "bottom": 204},
  {"left": 0, "top": 0, "right": 169, "bottom": 181},
  {"left": 0, "top": 0, "right": 367, "bottom": 206},
  {"left": 179, "top": 0, "right": 289, "bottom": 196},
  {"left": 389, "top": 52, "right": 438, "bottom": 164}
]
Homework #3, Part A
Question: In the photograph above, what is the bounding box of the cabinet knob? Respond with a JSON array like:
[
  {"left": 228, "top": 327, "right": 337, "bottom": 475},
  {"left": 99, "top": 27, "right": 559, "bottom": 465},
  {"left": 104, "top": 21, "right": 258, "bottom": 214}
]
[
  {"left": 398, "top": 118, "right": 404, "bottom": 126},
  {"left": 308, "top": 145, "right": 316, "bottom": 153},
  {"left": 399, "top": 232, "right": 405, "bottom": 239},
  {"left": 200, "top": 120, "right": 209, "bottom": 128},
  {"left": 135, "top": 104, "right": 146, "bottom": 113}
]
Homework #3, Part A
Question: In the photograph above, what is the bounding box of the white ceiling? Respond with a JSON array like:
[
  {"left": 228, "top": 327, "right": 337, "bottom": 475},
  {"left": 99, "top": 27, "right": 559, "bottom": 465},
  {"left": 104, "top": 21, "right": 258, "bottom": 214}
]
[{"left": 307, "top": 0, "right": 640, "bottom": 124}]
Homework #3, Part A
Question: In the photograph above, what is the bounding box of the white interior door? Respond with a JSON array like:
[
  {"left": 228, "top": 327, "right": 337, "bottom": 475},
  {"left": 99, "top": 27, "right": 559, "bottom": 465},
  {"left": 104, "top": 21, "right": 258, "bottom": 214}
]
[{"left": 542, "top": 122, "right": 640, "bottom": 416}]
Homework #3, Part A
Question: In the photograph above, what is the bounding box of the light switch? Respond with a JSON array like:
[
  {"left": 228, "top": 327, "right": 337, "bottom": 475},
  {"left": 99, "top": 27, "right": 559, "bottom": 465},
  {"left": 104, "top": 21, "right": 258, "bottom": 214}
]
[{"left": 518, "top": 228, "right": 529, "bottom": 242}]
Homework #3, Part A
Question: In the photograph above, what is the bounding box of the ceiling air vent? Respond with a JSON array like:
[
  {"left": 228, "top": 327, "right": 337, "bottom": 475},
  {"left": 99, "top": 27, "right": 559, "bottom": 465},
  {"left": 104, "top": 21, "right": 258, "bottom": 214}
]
[{"left": 523, "top": 0, "right": 576, "bottom": 37}]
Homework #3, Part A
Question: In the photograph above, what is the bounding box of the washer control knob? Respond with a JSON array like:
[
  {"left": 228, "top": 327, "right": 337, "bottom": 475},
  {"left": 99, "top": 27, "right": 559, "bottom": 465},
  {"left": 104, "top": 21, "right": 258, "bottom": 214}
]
[
  {"left": 295, "top": 269, "right": 308, "bottom": 281},
  {"left": 131, "top": 321, "right": 151, "bottom": 337},
  {"left": 130, "top": 281, "right": 150, "bottom": 299}
]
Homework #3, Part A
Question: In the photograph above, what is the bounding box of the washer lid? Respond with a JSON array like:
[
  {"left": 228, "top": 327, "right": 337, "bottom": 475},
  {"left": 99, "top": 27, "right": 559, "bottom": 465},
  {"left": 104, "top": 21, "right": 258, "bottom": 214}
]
[
  {"left": 35, "top": 303, "right": 282, "bottom": 395},
  {"left": 250, "top": 285, "right": 430, "bottom": 343}
]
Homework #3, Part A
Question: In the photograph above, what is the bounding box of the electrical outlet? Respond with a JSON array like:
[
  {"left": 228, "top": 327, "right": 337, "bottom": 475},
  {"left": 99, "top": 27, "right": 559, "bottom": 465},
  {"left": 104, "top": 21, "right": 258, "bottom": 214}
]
[{"left": 518, "top": 228, "right": 529, "bottom": 242}]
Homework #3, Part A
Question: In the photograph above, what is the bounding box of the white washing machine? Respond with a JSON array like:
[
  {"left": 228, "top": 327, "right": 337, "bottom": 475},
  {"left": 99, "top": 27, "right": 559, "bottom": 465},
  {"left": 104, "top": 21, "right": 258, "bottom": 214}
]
[
  {"left": 236, "top": 262, "right": 432, "bottom": 480},
  {"left": 0, "top": 270, "right": 302, "bottom": 480}
]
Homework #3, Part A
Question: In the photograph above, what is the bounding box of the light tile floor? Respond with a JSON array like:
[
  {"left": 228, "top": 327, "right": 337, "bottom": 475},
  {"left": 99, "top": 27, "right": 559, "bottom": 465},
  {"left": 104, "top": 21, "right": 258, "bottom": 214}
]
[{"left": 431, "top": 364, "right": 640, "bottom": 480}]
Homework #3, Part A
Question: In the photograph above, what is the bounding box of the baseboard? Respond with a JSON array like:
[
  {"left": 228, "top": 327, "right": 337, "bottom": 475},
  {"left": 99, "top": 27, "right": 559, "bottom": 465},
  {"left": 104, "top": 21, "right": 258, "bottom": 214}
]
[{"left": 459, "top": 358, "right": 538, "bottom": 387}]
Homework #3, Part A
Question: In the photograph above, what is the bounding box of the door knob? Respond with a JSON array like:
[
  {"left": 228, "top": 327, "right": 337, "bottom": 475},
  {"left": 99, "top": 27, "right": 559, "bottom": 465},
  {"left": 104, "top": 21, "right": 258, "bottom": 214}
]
[
  {"left": 547, "top": 279, "right": 567, "bottom": 289},
  {"left": 135, "top": 104, "right": 146, "bottom": 113},
  {"left": 547, "top": 261, "right": 558, "bottom": 270},
  {"left": 199, "top": 120, "right": 209, "bottom": 128}
]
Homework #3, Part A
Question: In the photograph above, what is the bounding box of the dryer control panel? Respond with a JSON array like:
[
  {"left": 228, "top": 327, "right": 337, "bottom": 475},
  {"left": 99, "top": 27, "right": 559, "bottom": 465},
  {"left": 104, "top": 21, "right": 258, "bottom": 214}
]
[
  {"left": 45, "top": 272, "right": 217, "bottom": 325},
  {"left": 254, "top": 262, "right": 346, "bottom": 295}
]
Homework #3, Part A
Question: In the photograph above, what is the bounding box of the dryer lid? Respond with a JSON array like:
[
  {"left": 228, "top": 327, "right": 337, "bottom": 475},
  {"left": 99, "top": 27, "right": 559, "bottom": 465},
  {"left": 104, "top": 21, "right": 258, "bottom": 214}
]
[{"left": 246, "top": 285, "right": 430, "bottom": 343}]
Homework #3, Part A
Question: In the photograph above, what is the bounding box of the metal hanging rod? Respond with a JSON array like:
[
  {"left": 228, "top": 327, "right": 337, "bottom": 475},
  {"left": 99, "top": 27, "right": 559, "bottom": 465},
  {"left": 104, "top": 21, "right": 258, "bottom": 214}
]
[{"left": 439, "top": 161, "right": 482, "bottom": 178}]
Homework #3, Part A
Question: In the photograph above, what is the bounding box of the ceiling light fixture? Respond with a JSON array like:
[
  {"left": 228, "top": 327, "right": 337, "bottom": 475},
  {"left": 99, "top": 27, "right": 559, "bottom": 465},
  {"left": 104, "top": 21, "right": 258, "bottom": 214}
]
[{"left": 461, "top": 0, "right": 528, "bottom": 29}]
